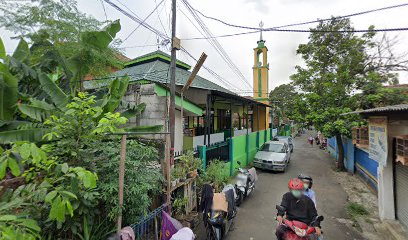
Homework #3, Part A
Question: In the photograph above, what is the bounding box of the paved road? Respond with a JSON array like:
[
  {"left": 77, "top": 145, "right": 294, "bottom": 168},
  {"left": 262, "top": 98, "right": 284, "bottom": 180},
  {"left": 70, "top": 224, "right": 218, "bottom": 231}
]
[{"left": 226, "top": 133, "right": 365, "bottom": 240}]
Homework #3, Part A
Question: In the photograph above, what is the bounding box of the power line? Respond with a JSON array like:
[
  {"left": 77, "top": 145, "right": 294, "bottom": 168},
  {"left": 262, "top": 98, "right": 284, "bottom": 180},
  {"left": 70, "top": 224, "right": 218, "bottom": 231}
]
[
  {"left": 103, "top": 0, "right": 248, "bottom": 93},
  {"left": 120, "top": 0, "right": 166, "bottom": 44},
  {"left": 180, "top": 0, "right": 253, "bottom": 90},
  {"left": 190, "top": 2, "right": 408, "bottom": 31},
  {"left": 177, "top": 4, "right": 239, "bottom": 91},
  {"left": 155, "top": 0, "right": 169, "bottom": 37},
  {"left": 181, "top": 27, "right": 408, "bottom": 40},
  {"left": 180, "top": 47, "right": 239, "bottom": 92},
  {"left": 104, "top": 0, "right": 167, "bottom": 39}
]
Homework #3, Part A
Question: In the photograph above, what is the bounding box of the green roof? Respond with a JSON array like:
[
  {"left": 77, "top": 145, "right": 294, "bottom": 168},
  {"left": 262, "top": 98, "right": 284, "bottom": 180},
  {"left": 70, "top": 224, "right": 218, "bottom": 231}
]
[
  {"left": 124, "top": 50, "right": 191, "bottom": 70},
  {"left": 84, "top": 51, "right": 232, "bottom": 94}
]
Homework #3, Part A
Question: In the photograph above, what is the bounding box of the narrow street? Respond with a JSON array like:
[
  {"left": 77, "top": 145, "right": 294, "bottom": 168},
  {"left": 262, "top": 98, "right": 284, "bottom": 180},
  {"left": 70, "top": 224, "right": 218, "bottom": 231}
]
[{"left": 227, "top": 133, "right": 365, "bottom": 240}]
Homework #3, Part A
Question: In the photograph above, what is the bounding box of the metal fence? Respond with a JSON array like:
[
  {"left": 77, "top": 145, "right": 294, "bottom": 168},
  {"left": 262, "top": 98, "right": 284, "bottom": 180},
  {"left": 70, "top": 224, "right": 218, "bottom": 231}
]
[
  {"left": 206, "top": 141, "right": 229, "bottom": 166},
  {"left": 130, "top": 204, "right": 167, "bottom": 240}
]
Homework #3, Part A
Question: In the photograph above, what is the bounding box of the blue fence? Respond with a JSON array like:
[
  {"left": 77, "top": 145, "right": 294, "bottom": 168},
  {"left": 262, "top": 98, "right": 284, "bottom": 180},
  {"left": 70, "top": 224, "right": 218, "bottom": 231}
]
[
  {"left": 355, "top": 147, "right": 378, "bottom": 190},
  {"left": 328, "top": 136, "right": 378, "bottom": 191},
  {"left": 130, "top": 204, "right": 167, "bottom": 240}
]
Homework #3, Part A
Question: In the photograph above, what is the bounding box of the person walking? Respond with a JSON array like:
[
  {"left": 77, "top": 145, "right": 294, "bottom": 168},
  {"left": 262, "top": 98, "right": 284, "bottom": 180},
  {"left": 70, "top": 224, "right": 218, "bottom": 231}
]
[{"left": 308, "top": 136, "right": 314, "bottom": 147}]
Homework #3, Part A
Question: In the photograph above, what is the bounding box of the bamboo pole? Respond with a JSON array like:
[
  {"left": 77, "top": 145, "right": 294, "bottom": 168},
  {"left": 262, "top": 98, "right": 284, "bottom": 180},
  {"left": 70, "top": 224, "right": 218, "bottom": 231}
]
[{"left": 117, "top": 134, "right": 127, "bottom": 232}]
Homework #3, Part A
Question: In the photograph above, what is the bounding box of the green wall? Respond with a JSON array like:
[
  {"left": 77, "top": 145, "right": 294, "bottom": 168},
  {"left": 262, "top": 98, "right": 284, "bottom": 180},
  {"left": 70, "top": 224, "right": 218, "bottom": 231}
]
[
  {"left": 248, "top": 132, "right": 258, "bottom": 164},
  {"left": 232, "top": 135, "right": 247, "bottom": 171}
]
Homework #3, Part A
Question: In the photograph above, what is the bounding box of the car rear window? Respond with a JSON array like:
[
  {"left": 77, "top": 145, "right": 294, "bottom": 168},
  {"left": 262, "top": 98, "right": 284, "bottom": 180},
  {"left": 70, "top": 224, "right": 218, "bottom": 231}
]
[{"left": 262, "top": 143, "right": 285, "bottom": 153}]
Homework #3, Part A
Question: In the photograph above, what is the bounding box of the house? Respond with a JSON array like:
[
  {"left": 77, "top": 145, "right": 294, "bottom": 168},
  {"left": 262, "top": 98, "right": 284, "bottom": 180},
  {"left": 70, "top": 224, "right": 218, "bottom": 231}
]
[
  {"left": 331, "top": 104, "right": 408, "bottom": 231},
  {"left": 84, "top": 35, "right": 274, "bottom": 164}
]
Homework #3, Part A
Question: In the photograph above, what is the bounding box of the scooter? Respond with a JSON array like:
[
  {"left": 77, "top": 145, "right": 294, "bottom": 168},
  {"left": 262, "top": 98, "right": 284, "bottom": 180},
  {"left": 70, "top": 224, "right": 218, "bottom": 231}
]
[
  {"left": 276, "top": 205, "right": 324, "bottom": 240},
  {"left": 206, "top": 199, "right": 236, "bottom": 240},
  {"left": 235, "top": 161, "right": 257, "bottom": 204},
  {"left": 222, "top": 184, "right": 242, "bottom": 206}
]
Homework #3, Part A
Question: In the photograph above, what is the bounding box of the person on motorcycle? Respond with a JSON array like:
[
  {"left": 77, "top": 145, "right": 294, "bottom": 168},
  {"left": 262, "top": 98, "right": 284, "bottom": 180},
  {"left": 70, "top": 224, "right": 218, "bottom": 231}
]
[
  {"left": 275, "top": 178, "right": 322, "bottom": 240},
  {"left": 298, "top": 174, "right": 316, "bottom": 207}
]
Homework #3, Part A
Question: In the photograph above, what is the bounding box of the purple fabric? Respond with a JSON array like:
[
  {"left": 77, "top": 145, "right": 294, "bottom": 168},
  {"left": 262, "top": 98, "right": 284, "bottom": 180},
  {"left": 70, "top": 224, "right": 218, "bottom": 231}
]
[{"left": 161, "top": 211, "right": 179, "bottom": 240}]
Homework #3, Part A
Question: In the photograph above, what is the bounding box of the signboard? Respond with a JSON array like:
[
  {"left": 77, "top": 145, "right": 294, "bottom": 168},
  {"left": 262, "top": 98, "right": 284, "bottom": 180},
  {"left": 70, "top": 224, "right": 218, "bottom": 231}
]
[{"left": 369, "top": 117, "right": 388, "bottom": 166}]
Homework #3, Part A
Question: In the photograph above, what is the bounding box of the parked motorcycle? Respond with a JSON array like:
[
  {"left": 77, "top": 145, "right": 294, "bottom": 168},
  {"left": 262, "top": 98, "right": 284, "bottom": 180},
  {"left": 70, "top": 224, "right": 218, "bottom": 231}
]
[
  {"left": 206, "top": 193, "right": 236, "bottom": 240},
  {"left": 235, "top": 161, "right": 257, "bottom": 204},
  {"left": 276, "top": 205, "right": 324, "bottom": 240}
]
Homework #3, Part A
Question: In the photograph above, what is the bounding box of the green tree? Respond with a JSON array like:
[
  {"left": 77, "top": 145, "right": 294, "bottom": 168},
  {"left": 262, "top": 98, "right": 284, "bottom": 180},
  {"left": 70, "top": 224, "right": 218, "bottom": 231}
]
[
  {"left": 269, "top": 84, "right": 309, "bottom": 124},
  {"left": 291, "top": 18, "right": 375, "bottom": 170},
  {"left": 0, "top": 0, "right": 123, "bottom": 79}
]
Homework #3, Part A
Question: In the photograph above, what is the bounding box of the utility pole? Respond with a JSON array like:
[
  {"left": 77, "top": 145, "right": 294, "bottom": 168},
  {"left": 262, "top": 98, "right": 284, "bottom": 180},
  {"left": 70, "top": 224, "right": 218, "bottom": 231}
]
[{"left": 169, "top": 0, "right": 178, "bottom": 167}]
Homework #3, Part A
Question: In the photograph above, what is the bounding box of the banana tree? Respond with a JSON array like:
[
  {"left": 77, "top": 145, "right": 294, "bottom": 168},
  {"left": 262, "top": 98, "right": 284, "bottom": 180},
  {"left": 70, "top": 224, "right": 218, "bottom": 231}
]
[{"left": 0, "top": 20, "right": 161, "bottom": 144}]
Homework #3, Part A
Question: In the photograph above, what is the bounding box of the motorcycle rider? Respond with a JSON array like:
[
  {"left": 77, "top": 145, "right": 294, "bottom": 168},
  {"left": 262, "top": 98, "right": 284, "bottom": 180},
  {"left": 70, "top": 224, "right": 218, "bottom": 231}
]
[
  {"left": 276, "top": 178, "right": 322, "bottom": 240},
  {"left": 298, "top": 174, "right": 316, "bottom": 207}
]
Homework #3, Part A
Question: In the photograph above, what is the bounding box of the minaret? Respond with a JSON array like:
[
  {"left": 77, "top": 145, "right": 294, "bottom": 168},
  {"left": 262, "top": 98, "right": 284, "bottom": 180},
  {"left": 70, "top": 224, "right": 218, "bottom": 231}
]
[
  {"left": 252, "top": 21, "right": 269, "bottom": 130},
  {"left": 252, "top": 21, "right": 269, "bottom": 101}
]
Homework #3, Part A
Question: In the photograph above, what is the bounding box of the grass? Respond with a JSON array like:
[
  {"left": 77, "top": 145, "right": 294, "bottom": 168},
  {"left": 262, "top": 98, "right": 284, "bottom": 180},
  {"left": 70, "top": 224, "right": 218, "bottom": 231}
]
[{"left": 346, "top": 202, "right": 370, "bottom": 218}]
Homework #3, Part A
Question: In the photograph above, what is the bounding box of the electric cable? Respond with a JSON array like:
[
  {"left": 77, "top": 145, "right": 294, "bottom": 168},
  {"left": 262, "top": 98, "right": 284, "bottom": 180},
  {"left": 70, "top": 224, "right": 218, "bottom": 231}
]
[
  {"left": 189, "top": 2, "right": 408, "bottom": 31},
  {"left": 120, "top": 0, "right": 165, "bottom": 44}
]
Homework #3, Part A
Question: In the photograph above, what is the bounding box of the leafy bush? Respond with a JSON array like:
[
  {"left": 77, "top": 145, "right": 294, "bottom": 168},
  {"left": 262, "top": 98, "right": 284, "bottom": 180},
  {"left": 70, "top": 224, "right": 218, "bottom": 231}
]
[
  {"left": 200, "top": 160, "right": 230, "bottom": 191},
  {"left": 0, "top": 142, "right": 97, "bottom": 239},
  {"left": 96, "top": 140, "right": 163, "bottom": 225}
]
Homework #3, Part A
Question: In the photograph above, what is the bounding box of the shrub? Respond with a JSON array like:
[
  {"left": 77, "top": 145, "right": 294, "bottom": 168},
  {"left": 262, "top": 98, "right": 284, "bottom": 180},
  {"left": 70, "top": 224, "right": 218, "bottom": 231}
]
[
  {"left": 201, "top": 160, "right": 230, "bottom": 191},
  {"left": 96, "top": 140, "right": 163, "bottom": 225}
]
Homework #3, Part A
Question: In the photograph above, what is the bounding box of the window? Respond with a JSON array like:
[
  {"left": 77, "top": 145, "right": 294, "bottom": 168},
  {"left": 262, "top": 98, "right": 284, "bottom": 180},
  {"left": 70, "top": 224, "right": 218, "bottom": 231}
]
[
  {"left": 262, "top": 143, "right": 286, "bottom": 153},
  {"left": 352, "top": 126, "right": 369, "bottom": 148}
]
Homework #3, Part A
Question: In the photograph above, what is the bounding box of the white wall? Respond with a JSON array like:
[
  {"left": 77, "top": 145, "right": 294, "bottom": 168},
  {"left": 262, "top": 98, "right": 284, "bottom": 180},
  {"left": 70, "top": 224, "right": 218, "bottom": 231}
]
[
  {"left": 193, "top": 132, "right": 224, "bottom": 148},
  {"left": 234, "top": 128, "right": 252, "bottom": 136}
]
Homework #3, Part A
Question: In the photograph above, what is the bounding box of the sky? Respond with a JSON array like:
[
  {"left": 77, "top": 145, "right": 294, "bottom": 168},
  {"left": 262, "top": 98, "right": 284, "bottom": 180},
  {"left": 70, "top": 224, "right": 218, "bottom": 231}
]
[{"left": 1, "top": 0, "right": 408, "bottom": 95}]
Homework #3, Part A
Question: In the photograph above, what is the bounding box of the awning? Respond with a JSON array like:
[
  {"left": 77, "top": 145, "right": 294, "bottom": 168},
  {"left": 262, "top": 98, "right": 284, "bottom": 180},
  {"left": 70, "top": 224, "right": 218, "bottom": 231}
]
[{"left": 154, "top": 84, "right": 203, "bottom": 116}]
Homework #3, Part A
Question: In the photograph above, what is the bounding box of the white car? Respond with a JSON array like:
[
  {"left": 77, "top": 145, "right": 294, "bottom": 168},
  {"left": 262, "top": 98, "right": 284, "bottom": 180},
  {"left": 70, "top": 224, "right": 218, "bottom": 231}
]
[
  {"left": 274, "top": 136, "right": 294, "bottom": 153},
  {"left": 253, "top": 141, "right": 291, "bottom": 172}
]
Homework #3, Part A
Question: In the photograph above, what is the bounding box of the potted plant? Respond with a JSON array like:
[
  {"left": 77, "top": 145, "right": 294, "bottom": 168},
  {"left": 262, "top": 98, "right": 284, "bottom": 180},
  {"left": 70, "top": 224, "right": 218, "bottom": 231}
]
[{"left": 171, "top": 166, "right": 186, "bottom": 185}]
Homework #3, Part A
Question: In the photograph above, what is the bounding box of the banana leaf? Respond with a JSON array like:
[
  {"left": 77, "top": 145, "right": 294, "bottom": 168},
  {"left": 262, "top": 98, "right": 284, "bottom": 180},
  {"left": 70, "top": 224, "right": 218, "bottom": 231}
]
[
  {"left": 102, "top": 77, "right": 129, "bottom": 113},
  {"left": 0, "top": 63, "right": 18, "bottom": 121},
  {"left": 38, "top": 72, "right": 68, "bottom": 109},
  {"left": 0, "top": 37, "right": 5, "bottom": 60},
  {"left": 121, "top": 102, "right": 146, "bottom": 119},
  {"left": 12, "top": 38, "right": 29, "bottom": 62},
  {"left": 0, "top": 128, "right": 51, "bottom": 144},
  {"left": 80, "top": 20, "right": 121, "bottom": 50}
]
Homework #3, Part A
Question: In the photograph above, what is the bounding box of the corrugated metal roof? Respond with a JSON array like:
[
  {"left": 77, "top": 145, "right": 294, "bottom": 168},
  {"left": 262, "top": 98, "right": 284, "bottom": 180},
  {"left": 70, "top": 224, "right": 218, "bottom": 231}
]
[{"left": 344, "top": 104, "right": 408, "bottom": 115}]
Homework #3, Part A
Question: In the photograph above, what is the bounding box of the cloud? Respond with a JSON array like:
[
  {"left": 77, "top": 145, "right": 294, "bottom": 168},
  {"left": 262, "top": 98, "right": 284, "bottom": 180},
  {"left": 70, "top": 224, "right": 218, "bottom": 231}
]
[{"left": 245, "top": 0, "right": 270, "bottom": 14}]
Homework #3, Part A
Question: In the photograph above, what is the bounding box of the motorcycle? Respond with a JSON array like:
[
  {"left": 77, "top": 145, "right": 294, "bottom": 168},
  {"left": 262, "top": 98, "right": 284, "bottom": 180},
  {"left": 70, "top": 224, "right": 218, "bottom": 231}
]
[
  {"left": 276, "top": 205, "right": 324, "bottom": 240},
  {"left": 235, "top": 161, "right": 257, "bottom": 206},
  {"left": 206, "top": 194, "right": 236, "bottom": 240}
]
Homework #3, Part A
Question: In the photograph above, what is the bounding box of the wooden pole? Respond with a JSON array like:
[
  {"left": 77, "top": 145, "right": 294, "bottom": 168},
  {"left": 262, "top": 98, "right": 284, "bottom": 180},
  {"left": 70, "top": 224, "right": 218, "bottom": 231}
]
[
  {"left": 165, "top": 134, "right": 171, "bottom": 206},
  {"left": 117, "top": 134, "right": 127, "bottom": 232}
]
